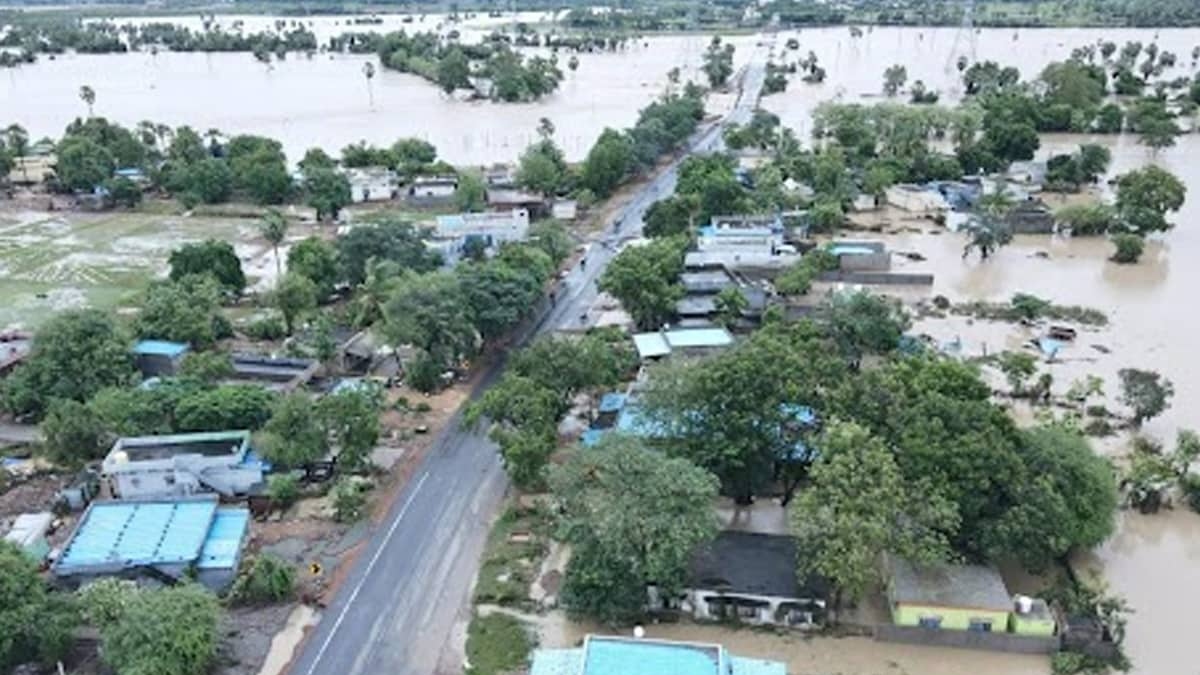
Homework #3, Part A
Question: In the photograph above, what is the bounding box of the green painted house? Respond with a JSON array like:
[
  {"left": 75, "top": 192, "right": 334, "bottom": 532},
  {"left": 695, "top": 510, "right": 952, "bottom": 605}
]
[{"left": 886, "top": 558, "right": 1014, "bottom": 633}]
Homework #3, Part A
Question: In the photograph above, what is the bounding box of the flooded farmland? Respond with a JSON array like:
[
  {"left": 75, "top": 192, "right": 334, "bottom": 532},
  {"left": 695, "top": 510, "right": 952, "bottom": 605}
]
[{"left": 3, "top": 17, "right": 1200, "bottom": 675}]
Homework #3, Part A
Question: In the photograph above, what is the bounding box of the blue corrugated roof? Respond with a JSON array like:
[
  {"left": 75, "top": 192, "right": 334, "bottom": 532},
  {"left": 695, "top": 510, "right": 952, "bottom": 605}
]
[
  {"left": 57, "top": 499, "right": 217, "bottom": 572},
  {"left": 133, "top": 339, "right": 190, "bottom": 357},
  {"left": 196, "top": 509, "right": 250, "bottom": 570}
]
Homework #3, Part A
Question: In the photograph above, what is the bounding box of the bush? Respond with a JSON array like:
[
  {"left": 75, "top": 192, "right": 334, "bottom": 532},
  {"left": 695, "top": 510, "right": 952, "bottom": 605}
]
[
  {"left": 465, "top": 613, "right": 534, "bottom": 675},
  {"left": 414, "top": 402, "right": 433, "bottom": 413},
  {"left": 332, "top": 477, "right": 368, "bottom": 522},
  {"left": 1110, "top": 233, "right": 1145, "bottom": 264},
  {"left": 243, "top": 315, "right": 287, "bottom": 341},
  {"left": 406, "top": 352, "right": 443, "bottom": 394},
  {"left": 266, "top": 473, "right": 300, "bottom": 508},
  {"left": 1182, "top": 473, "right": 1200, "bottom": 513},
  {"left": 228, "top": 555, "right": 296, "bottom": 605}
]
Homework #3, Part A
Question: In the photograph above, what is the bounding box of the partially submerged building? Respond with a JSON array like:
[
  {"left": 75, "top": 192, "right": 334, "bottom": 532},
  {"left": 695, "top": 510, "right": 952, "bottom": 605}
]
[
  {"left": 133, "top": 339, "right": 190, "bottom": 377},
  {"left": 101, "top": 430, "right": 265, "bottom": 500},
  {"left": 828, "top": 241, "right": 891, "bottom": 272},
  {"left": 678, "top": 531, "right": 828, "bottom": 629},
  {"left": 886, "top": 184, "right": 950, "bottom": 215},
  {"left": 53, "top": 496, "right": 250, "bottom": 590},
  {"left": 530, "top": 635, "right": 786, "bottom": 675}
]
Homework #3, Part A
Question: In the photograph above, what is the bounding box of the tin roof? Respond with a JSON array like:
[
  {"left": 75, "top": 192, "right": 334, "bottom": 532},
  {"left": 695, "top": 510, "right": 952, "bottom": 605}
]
[
  {"left": 196, "top": 509, "right": 250, "bottom": 570},
  {"left": 133, "top": 339, "right": 190, "bottom": 357},
  {"left": 888, "top": 558, "right": 1012, "bottom": 612}
]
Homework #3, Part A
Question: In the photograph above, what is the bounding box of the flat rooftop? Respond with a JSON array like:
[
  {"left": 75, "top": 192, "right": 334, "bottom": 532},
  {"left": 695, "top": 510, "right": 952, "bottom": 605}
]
[
  {"left": 108, "top": 430, "right": 249, "bottom": 463},
  {"left": 529, "top": 636, "right": 786, "bottom": 675},
  {"left": 889, "top": 558, "right": 1012, "bottom": 613}
]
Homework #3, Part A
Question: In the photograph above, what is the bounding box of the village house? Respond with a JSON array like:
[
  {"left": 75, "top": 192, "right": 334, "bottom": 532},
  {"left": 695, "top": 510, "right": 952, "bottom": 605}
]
[
  {"left": 432, "top": 208, "right": 530, "bottom": 262},
  {"left": 133, "top": 339, "right": 190, "bottom": 377},
  {"left": 3, "top": 512, "right": 54, "bottom": 561},
  {"left": 344, "top": 167, "right": 398, "bottom": 203},
  {"left": 886, "top": 184, "right": 950, "bottom": 215},
  {"left": 530, "top": 635, "right": 786, "bottom": 675},
  {"left": 1006, "top": 160, "right": 1048, "bottom": 190},
  {"left": 1004, "top": 197, "right": 1056, "bottom": 234},
  {"left": 407, "top": 175, "right": 458, "bottom": 201},
  {"left": 227, "top": 353, "right": 319, "bottom": 392},
  {"left": 699, "top": 215, "right": 786, "bottom": 254},
  {"left": 486, "top": 186, "right": 546, "bottom": 214},
  {"left": 668, "top": 531, "right": 829, "bottom": 629},
  {"left": 632, "top": 327, "right": 734, "bottom": 361},
  {"left": 6, "top": 154, "right": 56, "bottom": 186},
  {"left": 53, "top": 495, "right": 250, "bottom": 591},
  {"left": 101, "top": 430, "right": 266, "bottom": 500},
  {"left": 828, "top": 240, "right": 891, "bottom": 272}
]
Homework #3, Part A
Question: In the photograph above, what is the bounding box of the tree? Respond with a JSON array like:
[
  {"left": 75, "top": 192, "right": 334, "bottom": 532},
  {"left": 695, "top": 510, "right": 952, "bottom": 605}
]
[
  {"left": 1115, "top": 165, "right": 1187, "bottom": 235},
  {"left": 642, "top": 195, "right": 697, "bottom": 238},
  {"left": 362, "top": 61, "right": 376, "bottom": 107},
  {"left": 962, "top": 210, "right": 1013, "bottom": 261},
  {"left": 550, "top": 436, "right": 718, "bottom": 623},
  {"left": 1110, "top": 233, "right": 1145, "bottom": 264},
  {"left": 2, "top": 309, "right": 135, "bottom": 419},
  {"left": 1039, "top": 61, "right": 1105, "bottom": 109},
  {"left": 258, "top": 393, "right": 326, "bottom": 468},
  {"left": 701, "top": 36, "right": 735, "bottom": 89},
  {"left": 997, "top": 351, "right": 1038, "bottom": 395},
  {"left": 714, "top": 287, "right": 747, "bottom": 329},
  {"left": 382, "top": 271, "right": 476, "bottom": 368},
  {"left": 178, "top": 351, "right": 233, "bottom": 383},
  {"left": 298, "top": 147, "right": 335, "bottom": 173},
  {"left": 4, "top": 124, "right": 29, "bottom": 181},
  {"left": 516, "top": 139, "right": 566, "bottom": 196},
  {"left": 981, "top": 425, "right": 1117, "bottom": 571},
  {"left": 98, "top": 584, "right": 220, "bottom": 675},
  {"left": 598, "top": 236, "right": 686, "bottom": 330},
  {"left": 790, "top": 421, "right": 955, "bottom": 605},
  {"left": 181, "top": 158, "right": 234, "bottom": 204},
  {"left": 138, "top": 277, "right": 225, "bottom": 347},
  {"left": 274, "top": 273, "right": 318, "bottom": 335},
  {"left": 819, "top": 291, "right": 910, "bottom": 368},
  {"left": 104, "top": 176, "right": 143, "bottom": 208},
  {"left": 436, "top": 47, "right": 471, "bottom": 94},
  {"left": 79, "top": 85, "right": 96, "bottom": 117},
  {"left": 1119, "top": 368, "right": 1174, "bottom": 427},
  {"left": 319, "top": 386, "right": 381, "bottom": 471},
  {"left": 259, "top": 209, "right": 288, "bottom": 279},
  {"left": 528, "top": 219, "right": 572, "bottom": 265},
  {"left": 234, "top": 149, "right": 291, "bottom": 205},
  {"left": 457, "top": 256, "right": 546, "bottom": 341},
  {"left": 56, "top": 136, "right": 115, "bottom": 191},
  {"left": 174, "top": 385, "right": 274, "bottom": 432},
  {"left": 169, "top": 240, "right": 245, "bottom": 295},
  {"left": 287, "top": 237, "right": 339, "bottom": 297},
  {"left": 882, "top": 64, "right": 907, "bottom": 96},
  {"left": 453, "top": 171, "right": 486, "bottom": 212},
  {"left": 336, "top": 217, "right": 440, "bottom": 286},
  {"left": 1138, "top": 115, "right": 1179, "bottom": 152},
  {"left": 304, "top": 167, "right": 352, "bottom": 222},
  {"left": 228, "top": 555, "right": 296, "bottom": 605},
  {"left": 580, "top": 128, "right": 632, "bottom": 197},
  {"left": 40, "top": 398, "right": 107, "bottom": 465},
  {"left": 0, "top": 541, "right": 77, "bottom": 670}
]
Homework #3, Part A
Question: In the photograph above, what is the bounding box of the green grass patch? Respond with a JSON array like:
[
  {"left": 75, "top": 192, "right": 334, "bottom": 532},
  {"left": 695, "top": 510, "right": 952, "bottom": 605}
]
[
  {"left": 465, "top": 612, "right": 535, "bottom": 675},
  {"left": 473, "top": 502, "right": 551, "bottom": 608}
]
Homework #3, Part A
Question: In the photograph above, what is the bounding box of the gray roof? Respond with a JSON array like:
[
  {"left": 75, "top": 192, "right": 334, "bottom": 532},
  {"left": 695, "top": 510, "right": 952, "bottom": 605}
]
[
  {"left": 888, "top": 558, "right": 1011, "bottom": 611},
  {"left": 688, "top": 531, "right": 828, "bottom": 600}
]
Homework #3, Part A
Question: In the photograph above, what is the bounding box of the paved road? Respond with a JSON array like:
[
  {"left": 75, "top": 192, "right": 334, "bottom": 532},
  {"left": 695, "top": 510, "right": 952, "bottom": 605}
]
[{"left": 287, "top": 44, "right": 769, "bottom": 675}]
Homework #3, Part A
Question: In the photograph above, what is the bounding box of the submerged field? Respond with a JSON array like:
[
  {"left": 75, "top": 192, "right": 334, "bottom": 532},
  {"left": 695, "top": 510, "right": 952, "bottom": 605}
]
[{"left": 0, "top": 209, "right": 274, "bottom": 329}]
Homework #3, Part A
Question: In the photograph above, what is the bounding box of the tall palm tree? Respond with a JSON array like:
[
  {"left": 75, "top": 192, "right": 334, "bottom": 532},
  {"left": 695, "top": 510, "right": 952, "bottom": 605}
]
[
  {"left": 963, "top": 192, "right": 1015, "bottom": 261},
  {"left": 258, "top": 208, "right": 289, "bottom": 280},
  {"left": 79, "top": 85, "right": 96, "bottom": 117},
  {"left": 362, "top": 62, "right": 376, "bottom": 109},
  {"left": 4, "top": 124, "right": 29, "bottom": 182}
]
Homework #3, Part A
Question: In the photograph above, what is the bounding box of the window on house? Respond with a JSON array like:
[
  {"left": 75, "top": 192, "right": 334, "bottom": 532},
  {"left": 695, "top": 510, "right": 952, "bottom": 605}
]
[
  {"left": 968, "top": 619, "right": 993, "bottom": 632},
  {"left": 918, "top": 615, "right": 942, "bottom": 629}
]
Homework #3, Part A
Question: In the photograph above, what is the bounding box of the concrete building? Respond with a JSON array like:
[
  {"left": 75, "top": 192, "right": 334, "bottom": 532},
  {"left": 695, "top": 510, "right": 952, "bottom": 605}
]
[
  {"left": 828, "top": 241, "right": 891, "bottom": 272},
  {"left": 486, "top": 187, "right": 545, "bottom": 212},
  {"left": 229, "top": 353, "right": 319, "bottom": 392},
  {"left": 53, "top": 496, "right": 250, "bottom": 590},
  {"left": 1006, "top": 160, "right": 1048, "bottom": 190},
  {"left": 133, "top": 340, "right": 190, "bottom": 377},
  {"left": 698, "top": 215, "right": 785, "bottom": 255},
  {"left": 408, "top": 175, "right": 458, "bottom": 199},
  {"left": 677, "top": 531, "right": 828, "bottom": 629},
  {"left": 433, "top": 208, "right": 530, "bottom": 262},
  {"left": 345, "top": 167, "right": 398, "bottom": 203},
  {"left": 886, "top": 558, "right": 1013, "bottom": 632},
  {"left": 3, "top": 512, "right": 53, "bottom": 561},
  {"left": 886, "top": 184, "right": 950, "bottom": 214},
  {"left": 101, "top": 430, "right": 265, "bottom": 500},
  {"left": 551, "top": 199, "right": 578, "bottom": 221},
  {"left": 530, "top": 635, "right": 786, "bottom": 675},
  {"left": 632, "top": 327, "right": 734, "bottom": 360}
]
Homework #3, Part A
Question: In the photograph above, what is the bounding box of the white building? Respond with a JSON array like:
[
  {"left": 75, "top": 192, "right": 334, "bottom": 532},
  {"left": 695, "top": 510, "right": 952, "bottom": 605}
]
[
  {"left": 345, "top": 167, "right": 398, "bottom": 203},
  {"left": 408, "top": 175, "right": 459, "bottom": 198},
  {"left": 885, "top": 184, "right": 950, "bottom": 214},
  {"left": 101, "top": 430, "right": 265, "bottom": 500},
  {"left": 698, "top": 215, "right": 785, "bottom": 255}
]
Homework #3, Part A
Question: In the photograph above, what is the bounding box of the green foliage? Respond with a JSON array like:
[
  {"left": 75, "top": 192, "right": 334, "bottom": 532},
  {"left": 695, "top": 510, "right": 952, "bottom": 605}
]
[
  {"left": 178, "top": 351, "right": 234, "bottom": 383},
  {"left": 550, "top": 436, "right": 718, "bottom": 623},
  {"left": 819, "top": 291, "right": 911, "bottom": 366},
  {"left": 243, "top": 314, "right": 288, "bottom": 341},
  {"left": 701, "top": 36, "right": 735, "bottom": 88},
  {"left": 599, "top": 236, "right": 686, "bottom": 330},
  {"left": 274, "top": 273, "right": 318, "bottom": 334},
  {"left": 56, "top": 135, "right": 115, "bottom": 191},
  {"left": 516, "top": 138, "right": 567, "bottom": 196},
  {"left": 319, "top": 386, "right": 381, "bottom": 472},
  {"left": 580, "top": 128, "right": 633, "bottom": 197},
  {"left": 98, "top": 584, "right": 220, "bottom": 675},
  {"left": 791, "top": 421, "right": 956, "bottom": 601},
  {"left": 174, "top": 384, "right": 274, "bottom": 432},
  {"left": 1115, "top": 165, "right": 1186, "bottom": 235},
  {"left": 3, "top": 309, "right": 136, "bottom": 420},
  {"left": 1110, "top": 233, "right": 1145, "bottom": 264},
  {"left": 996, "top": 350, "right": 1038, "bottom": 394},
  {"left": 40, "top": 398, "right": 108, "bottom": 465},
  {"left": 453, "top": 171, "right": 487, "bottom": 212},
  {"left": 287, "top": 237, "right": 339, "bottom": 297},
  {"left": 0, "top": 541, "right": 78, "bottom": 670},
  {"left": 266, "top": 473, "right": 300, "bottom": 507},
  {"left": 228, "top": 555, "right": 296, "bottom": 605},
  {"left": 776, "top": 248, "right": 839, "bottom": 296},
  {"left": 168, "top": 239, "right": 245, "bottom": 295},
  {"left": 331, "top": 476, "right": 368, "bottom": 522},
  {"left": 1057, "top": 203, "right": 1118, "bottom": 236},
  {"left": 1118, "top": 368, "right": 1173, "bottom": 427},
  {"left": 882, "top": 64, "right": 907, "bottom": 96},
  {"left": 258, "top": 392, "right": 326, "bottom": 468},
  {"left": 527, "top": 220, "right": 573, "bottom": 265},
  {"left": 304, "top": 167, "right": 352, "bottom": 221},
  {"left": 335, "top": 216, "right": 440, "bottom": 286},
  {"left": 298, "top": 147, "right": 336, "bottom": 173},
  {"left": 180, "top": 158, "right": 234, "bottom": 204},
  {"left": 88, "top": 384, "right": 182, "bottom": 436},
  {"left": 465, "top": 613, "right": 533, "bottom": 675},
  {"left": 714, "top": 287, "right": 748, "bottom": 328},
  {"left": 105, "top": 175, "right": 143, "bottom": 208},
  {"left": 138, "top": 276, "right": 225, "bottom": 347},
  {"left": 382, "top": 270, "right": 477, "bottom": 369},
  {"left": 456, "top": 250, "right": 550, "bottom": 342}
]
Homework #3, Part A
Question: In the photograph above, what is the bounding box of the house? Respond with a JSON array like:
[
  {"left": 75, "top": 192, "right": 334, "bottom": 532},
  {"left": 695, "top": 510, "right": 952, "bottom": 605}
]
[
  {"left": 101, "top": 430, "right": 266, "bottom": 500},
  {"left": 435, "top": 208, "right": 530, "bottom": 247},
  {"left": 851, "top": 193, "right": 878, "bottom": 212},
  {"left": 1005, "top": 198, "right": 1055, "bottom": 234},
  {"left": 113, "top": 167, "right": 149, "bottom": 185},
  {"left": 632, "top": 327, "right": 734, "bottom": 361},
  {"left": 345, "top": 167, "right": 398, "bottom": 203},
  {"left": 1006, "top": 160, "right": 1048, "bottom": 189},
  {"left": 339, "top": 329, "right": 408, "bottom": 377},
  {"left": 133, "top": 339, "right": 190, "bottom": 377},
  {"left": 886, "top": 558, "right": 1013, "bottom": 632},
  {"left": 681, "top": 269, "right": 737, "bottom": 295},
  {"left": 1011, "top": 595, "right": 1057, "bottom": 637},
  {"left": 53, "top": 496, "right": 250, "bottom": 591},
  {"left": 483, "top": 165, "right": 516, "bottom": 188},
  {"left": 699, "top": 215, "right": 786, "bottom": 255},
  {"left": 0, "top": 330, "right": 32, "bottom": 377},
  {"left": 3, "top": 512, "right": 53, "bottom": 561},
  {"left": 7, "top": 155, "right": 56, "bottom": 185},
  {"left": 551, "top": 199, "right": 578, "bottom": 221},
  {"left": 408, "top": 175, "right": 458, "bottom": 200},
  {"left": 228, "top": 353, "right": 318, "bottom": 392},
  {"left": 486, "top": 187, "right": 545, "bottom": 212},
  {"left": 782, "top": 178, "right": 815, "bottom": 202},
  {"left": 675, "top": 531, "right": 829, "bottom": 628},
  {"left": 934, "top": 180, "right": 983, "bottom": 211},
  {"left": 828, "top": 240, "right": 890, "bottom": 272},
  {"left": 529, "top": 635, "right": 786, "bottom": 675},
  {"left": 885, "top": 184, "right": 949, "bottom": 214}
]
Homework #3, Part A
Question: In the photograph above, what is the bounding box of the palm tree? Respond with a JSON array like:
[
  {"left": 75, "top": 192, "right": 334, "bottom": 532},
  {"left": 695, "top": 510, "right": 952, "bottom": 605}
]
[
  {"left": 362, "top": 61, "right": 376, "bottom": 109},
  {"left": 4, "top": 124, "right": 29, "bottom": 182},
  {"left": 79, "top": 85, "right": 96, "bottom": 117},
  {"left": 962, "top": 192, "right": 1015, "bottom": 260},
  {"left": 259, "top": 208, "right": 289, "bottom": 280}
]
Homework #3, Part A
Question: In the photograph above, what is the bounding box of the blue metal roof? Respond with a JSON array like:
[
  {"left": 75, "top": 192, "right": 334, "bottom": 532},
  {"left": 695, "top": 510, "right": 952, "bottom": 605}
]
[
  {"left": 133, "top": 339, "right": 190, "bottom": 357},
  {"left": 196, "top": 509, "right": 250, "bottom": 570},
  {"left": 580, "top": 429, "right": 607, "bottom": 448},
  {"left": 57, "top": 499, "right": 217, "bottom": 573},
  {"left": 664, "top": 328, "right": 733, "bottom": 349},
  {"left": 598, "top": 393, "right": 627, "bottom": 414},
  {"left": 585, "top": 637, "right": 720, "bottom": 675}
]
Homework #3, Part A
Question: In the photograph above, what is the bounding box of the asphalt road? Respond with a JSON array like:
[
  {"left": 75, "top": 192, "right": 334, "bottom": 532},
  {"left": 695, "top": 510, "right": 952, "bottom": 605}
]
[{"left": 287, "top": 47, "right": 769, "bottom": 675}]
